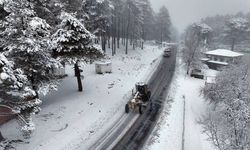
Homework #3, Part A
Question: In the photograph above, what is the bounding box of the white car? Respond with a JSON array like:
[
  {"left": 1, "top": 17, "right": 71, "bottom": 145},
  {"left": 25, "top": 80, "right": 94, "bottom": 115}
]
[
  {"left": 190, "top": 69, "right": 204, "bottom": 79},
  {"left": 163, "top": 49, "right": 171, "bottom": 57}
]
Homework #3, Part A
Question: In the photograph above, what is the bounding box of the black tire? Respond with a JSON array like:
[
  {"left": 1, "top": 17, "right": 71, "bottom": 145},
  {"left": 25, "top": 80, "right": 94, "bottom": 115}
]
[
  {"left": 139, "top": 105, "right": 144, "bottom": 114},
  {"left": 125, "top": 104, "right": 129, "bottom": 113},
  {"left": 147, "top": 91, "right": 151, "bottom": 100},
  {"left": 149, "top": 101, "right": 153, "bottom": 112}
]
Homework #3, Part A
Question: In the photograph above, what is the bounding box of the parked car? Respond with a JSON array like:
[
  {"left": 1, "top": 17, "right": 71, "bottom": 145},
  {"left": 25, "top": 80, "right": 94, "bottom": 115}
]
[
  {"left": 163, "top": 48, "right": 171, "bottom": 57},
  {"left": 190, "top": 69, "right": 204, "bottom": 79}
]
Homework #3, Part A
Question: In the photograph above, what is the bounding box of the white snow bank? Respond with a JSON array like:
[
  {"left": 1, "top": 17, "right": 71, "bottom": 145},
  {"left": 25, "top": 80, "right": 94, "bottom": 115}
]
[{"left": 0, "top": 72, "right": 9, "bottom": 80}]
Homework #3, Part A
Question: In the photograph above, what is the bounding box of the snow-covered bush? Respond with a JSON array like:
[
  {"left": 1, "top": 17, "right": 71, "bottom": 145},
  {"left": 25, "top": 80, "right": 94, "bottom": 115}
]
[
  {"left": 201, "top": 56, "right": 250, "bottom": 150},
  {"left": 0, "top": 54, "right": 35, "bottom": 100}
]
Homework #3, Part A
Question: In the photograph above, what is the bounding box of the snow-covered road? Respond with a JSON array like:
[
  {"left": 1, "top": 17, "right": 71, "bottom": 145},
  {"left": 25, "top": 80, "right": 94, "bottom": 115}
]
[
  {"left": 111, "top": 47, "right": 177, "bottom": 150},
  {"left": 144, "top": 57, "right": 216, "bottom": 150}
]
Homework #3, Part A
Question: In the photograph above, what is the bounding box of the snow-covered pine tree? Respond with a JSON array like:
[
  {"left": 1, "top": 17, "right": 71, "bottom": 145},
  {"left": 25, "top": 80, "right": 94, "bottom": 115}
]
[
  {"left": 84, "top": 0, "right": 112, "bottom": 52},
  {"left": 32, "top": 0, "right": 62, "bottom": 26},
  {"left": 52, "top": 12, "right": 104, "bottom": 91},
  {"left": 1, "top": 0, "right": 62, "bottom": 96},
  {"left": 139, "top": 0, "right": 155, "bottom": 42},
  {"left": 193, "top": 23, "right": 213, "bottom": 50},
  {"left": 109, "top": 0, "right": 123, "bottom": 55},
  {"left": 130, "top": 0, "right": 144, "bottom": 50},
  {"left": 156, "top": 6, "right": 172, "bottom": 43},
  {"left": 223, "top": 17, "right": 249, "bottom": 51},
  {"left": 0, "top": 0, "right": 62, "bottom": 137},
  {"left": 122, "top": 0, "right": 143, "bottom": 53}
]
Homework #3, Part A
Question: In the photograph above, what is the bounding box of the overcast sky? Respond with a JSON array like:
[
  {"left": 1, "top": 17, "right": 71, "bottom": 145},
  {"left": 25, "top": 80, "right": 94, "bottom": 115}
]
[{"left": 150, "top": 0, "right": 250, "bottom": 32}]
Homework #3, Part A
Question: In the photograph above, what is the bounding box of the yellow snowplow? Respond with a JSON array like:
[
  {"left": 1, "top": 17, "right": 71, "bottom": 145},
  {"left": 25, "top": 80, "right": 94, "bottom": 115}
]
[{"left": 125, "top": 82, "right": 151, "bottom": 114}]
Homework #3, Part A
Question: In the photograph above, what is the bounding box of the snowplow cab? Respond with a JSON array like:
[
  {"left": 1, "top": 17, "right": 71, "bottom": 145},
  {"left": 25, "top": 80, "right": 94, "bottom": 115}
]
[
  {"left": 135, "top": 82, "right": 151, "bottom": 102},
  {"left": 135, "top": 82, "right": 148, "bottom": 94}
]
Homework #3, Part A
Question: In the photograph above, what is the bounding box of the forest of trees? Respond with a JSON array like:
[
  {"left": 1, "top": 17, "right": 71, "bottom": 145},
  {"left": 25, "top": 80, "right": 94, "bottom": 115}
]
[
  {"left": 201, "top": 13, "right": 250, "bottom": 51},
  {"left": 34, "top": 0, "right": 172, "bottom": 55},
  {"left": 182, "top": 12, "right": 250, "bottom": 74},
  {"left": 0, "top": 0, "right": 173, "bottom": 140}
]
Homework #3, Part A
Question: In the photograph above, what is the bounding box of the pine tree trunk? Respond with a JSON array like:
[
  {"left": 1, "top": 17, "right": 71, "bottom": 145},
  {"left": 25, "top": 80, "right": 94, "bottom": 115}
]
[
  {"left": 103, "top": 36, "right": 106, "bottom": 53},
  {"left": 117, "top": 38, "right": 120, "bottom": 49},
  {"left": 111, "top": 15, "right": 115, "bottom": 56},
  {"left": 30, "top": 72, "right": 39, "bottom": 99},
  {"left": 125, "top": 37, "right": 129, "bottom": 55},
  {"left": 231, "top": 38, "right": 235, "bottom": 51},
  {"left": 0, "top": 131, "right": 4, "bottom": 142},
  {"left": 187, "top": 62, "right": 190, "bottom": 75},
  {"left": 125, "top": 10, "right": 130, "bottom": 55},
  {"left": 101, "top": 34, "right": 106, "bottom": 53},
  {"left": 77, "top": 74, "right": 82, "bottom": 92},
  {"left": 161, "top": 32, "right": 163, "bottom": 43},
  {"left": 74, "top": 63, "right": 77, "bottom": 77},
  {"left": 108, "top": 37, "right": 110, "bottom": 48},
  {"left": 117, "top": 16, "right": 120, "bottom": 49},
  {"left": 121, "top": 18, "right": 124, "bottom": 46},
  {"left": 114, "top": 15, "right": 117, "bottom": 55},
  {"left": 112, "top": 36, "right": 114, "bottom": 56},
  {"left": 35, "top": 91, "right": 39, "bottom": 99},
  {"left": 114, "top": 37, "right": 116, "bottom": 55},
  {"left": 124, "top": 16, "right": 126, "bottom": 46},
  {"left": 74, "top": 62, "right": 82, "bottom": 92}
]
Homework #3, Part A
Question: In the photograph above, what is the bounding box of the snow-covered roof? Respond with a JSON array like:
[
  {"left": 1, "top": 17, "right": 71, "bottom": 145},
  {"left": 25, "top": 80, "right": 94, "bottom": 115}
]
[
  {"left": 95, "top": 61, "right": 111, "bottom": 65},
  {"left": 200, "top": 58, "right": 209, "bottom": 61},
  {"left": 207, "top": 60, "right": 228, "bottom": 65},
  {"left": 205, "top": 49, "right": 244, "bottom": 57}
]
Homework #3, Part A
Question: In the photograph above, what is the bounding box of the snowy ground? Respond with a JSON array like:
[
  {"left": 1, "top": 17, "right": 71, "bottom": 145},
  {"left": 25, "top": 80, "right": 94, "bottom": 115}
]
[
  {"left": 143, "top": 56, "right": 218, "bottom": 150},
  {"left": 0, "top": 43, "right": 165, "bottom": 150}
]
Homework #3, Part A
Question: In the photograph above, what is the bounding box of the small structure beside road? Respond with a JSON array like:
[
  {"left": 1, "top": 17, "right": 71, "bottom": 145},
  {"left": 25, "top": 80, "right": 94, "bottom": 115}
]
[
  {"left": 202, "top": 49, "right": 244, "bottom": 70},
  {"left": 95, "top": 61, "right": 112, "bottom": 74},
  {"left": 205, "top": 76, "right": 216, "bottom": 85}
]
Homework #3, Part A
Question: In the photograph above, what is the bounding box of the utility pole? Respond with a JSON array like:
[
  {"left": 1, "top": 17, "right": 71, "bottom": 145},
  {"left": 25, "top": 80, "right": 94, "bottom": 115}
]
[{"left": 182, "top": 95, "right": 186, "bottom": 150}]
